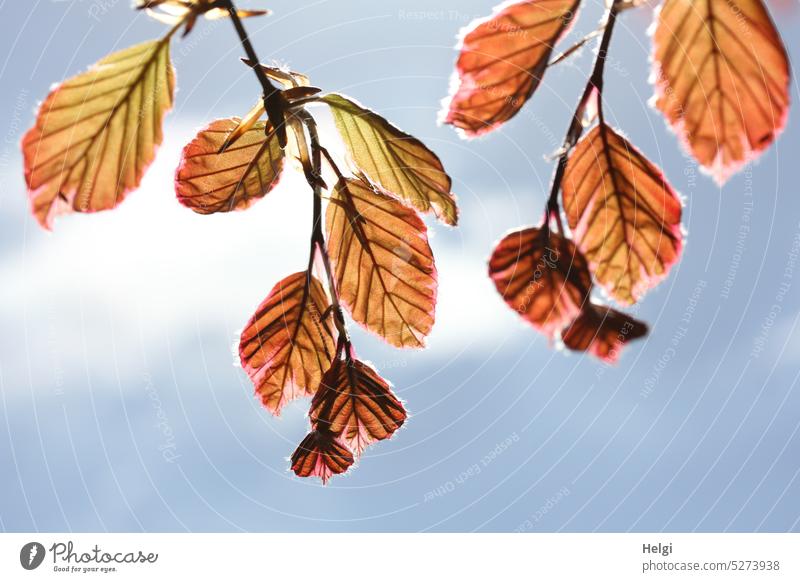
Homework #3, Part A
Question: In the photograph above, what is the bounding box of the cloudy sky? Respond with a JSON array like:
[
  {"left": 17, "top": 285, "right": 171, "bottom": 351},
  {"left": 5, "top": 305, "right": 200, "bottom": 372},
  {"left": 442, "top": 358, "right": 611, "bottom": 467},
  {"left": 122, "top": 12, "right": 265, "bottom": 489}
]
[{"left": 1, "top": 0, "right": 799, "bottom": 532}]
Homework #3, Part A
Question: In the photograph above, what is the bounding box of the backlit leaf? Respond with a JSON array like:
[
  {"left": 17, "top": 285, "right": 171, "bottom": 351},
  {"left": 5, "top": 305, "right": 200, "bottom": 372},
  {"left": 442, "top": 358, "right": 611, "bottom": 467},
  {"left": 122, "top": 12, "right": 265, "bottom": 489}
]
[
  {"left": 488, "top": 226, "right": 592, "bottom": 335},
  {"left": 562, "top": 304, "right": 648, "bottom": 363},
  {"left": 326, "top": 177, "right": 437, "bottom": 348},
  {"left": 310, "top": 357, "right": 406, "bottom": 455},
  {"left": 138, "top": 1, "right": 268, "bottom": 37},
  {"left": 22, "top": 39, "right": 175, "bottom": 229},
  {"left": 441, "top": 0, "right": 580, "bottom": 137},
  {"left": 291, "top": 430, "right": 354, "bottom": 484},
  {"left": 175, "top": 118, "right": 283, "bottom": 214},
  {"left": 323, "top": 93, "right": 458, "bottom": 226},
  {"left": 239, "top": 271, "right": 335, "bottom": 415},
  {"left": 562, "top": 123, "right": 683, "bottom": 305},
  {"left": 652, "top": 0, "right": 790, "bottom": 183}
]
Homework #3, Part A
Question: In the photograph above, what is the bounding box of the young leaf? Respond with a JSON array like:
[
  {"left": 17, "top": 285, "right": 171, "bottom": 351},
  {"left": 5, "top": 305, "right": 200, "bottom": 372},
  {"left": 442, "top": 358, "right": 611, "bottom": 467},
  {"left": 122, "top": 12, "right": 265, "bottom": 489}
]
[
  {"left": 175, "top": 118, "right": 283, "bottom": 214},
  {"left": 561, "top": 304, "right": 648, "bottom": 363},
  {"left": 441, "top": 0, "right": 580, "bottom": 137},
  {"left": 22, "top": 39, "right": 175, "bottom": 229},
  {"left": 652, "top": 0, "right": 790, "bottom": 184},
  {"left": 138, "top": 1, "right": 268, "bottom": 38},
  {"left": 310, "top": 358, "right": 406, "bottom": 455},
  {"left": 326, "top": 177, "right": 437, "bottom": 348},
  {"left": 323, "top": 94, "right": 459, "bottom": 226},
  {"left": 239, "top": 271, "right": 335, "bottom": 415},
  {"left": 291, "top": 430, "right": 354, "bottom": 484},
  {"left": 488, "top": 226, "right": 592, "bottom": 335},
  {"left": 562, "top": 123, "right": 683, "bottom": 305}
]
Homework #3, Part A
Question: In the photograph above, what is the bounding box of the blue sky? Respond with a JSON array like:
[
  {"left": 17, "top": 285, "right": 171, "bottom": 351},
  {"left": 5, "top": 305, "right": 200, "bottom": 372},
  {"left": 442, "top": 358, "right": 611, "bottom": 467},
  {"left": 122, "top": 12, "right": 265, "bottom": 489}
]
[{"left": 0, "top": 0, "right": 799, "bottom": 532}]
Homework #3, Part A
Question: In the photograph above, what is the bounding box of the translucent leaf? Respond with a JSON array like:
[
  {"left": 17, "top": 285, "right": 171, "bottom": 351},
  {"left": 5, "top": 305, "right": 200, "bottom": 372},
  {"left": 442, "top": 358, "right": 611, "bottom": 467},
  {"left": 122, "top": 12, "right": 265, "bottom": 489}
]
[
  {"left": 441, "top": 0, "right": 580, "bottom": 137},
  {"left": 204, "top": 7, "right": 269, "bottom": 20},
  {"left": 652, "top": 0, "right": 789, "bottom": 183},
  {"left": 326, "top": 177, "right": 437, "bottom": 348},
  {"left": 291, "top": 430, "right": 354, "bottom": 484},
  {"left": 310, "top": 358, "right": 406, "bottom": 455},
  {"left": 22, "top": 40, "right": 175, "bottom": 229},
  {"left": 175, "top": 118, "right": 283, "bottom": 214},
  {"left": 488, "top": 226, "right": 592, "bottom": 336},
  {"left": 562, "top": 304, "right": 648, "bottom": 363},
  {"left": 562, "top": 123, "right": 683, "bottom": 305},
  {"left": 323, "top": 93, "right": 458, "bottom": 226},
  {"left": 239, "top": 272, "right": 336, "bottom": 415},
  {"left": 138, "top": 1, "right": 269, "bottom": 28}
]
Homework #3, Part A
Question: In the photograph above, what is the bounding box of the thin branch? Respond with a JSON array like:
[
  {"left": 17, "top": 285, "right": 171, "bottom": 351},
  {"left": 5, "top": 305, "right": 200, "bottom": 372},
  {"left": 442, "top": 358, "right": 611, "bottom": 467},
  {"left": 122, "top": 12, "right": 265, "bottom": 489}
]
[
  {"left": 544, "top": 0, "right": 622, "bottom": 234},
  {"left": 298, "top": 110, "right": 353, "bottom": 359},
  {"left": 218, "top": 0, "right": 288, "bottom": 147},
  {"left": 548, "top": 25, "right": 604, "bottom": 68}
]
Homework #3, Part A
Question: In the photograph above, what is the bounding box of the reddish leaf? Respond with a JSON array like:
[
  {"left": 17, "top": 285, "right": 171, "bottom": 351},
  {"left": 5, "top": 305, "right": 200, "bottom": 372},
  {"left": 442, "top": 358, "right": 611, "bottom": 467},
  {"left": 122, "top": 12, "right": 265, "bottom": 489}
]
[
  {"left": 561, "top": 305, "right": 648, "bottom": 363},
  {"left": 239, "top": 272, "right": 335, "bottom": 415},
  {"left": 176, "top": 118, "right": 283, "bottom": 214},
  {"left": 22, "top": 40, "right": 174, "bottom": 229},
  {"left": 326, "top": 176, "right": 437, "bottom": 348},
  {"left": 441, "top": 0, "right": 580, "bottom": 137},
  {"left": 562, "top": 123, "right": 683, "bottom": 305},
  {"left": 652, "top": 0, "right": 790, "bottom": 183},
  {"left": 488, "top": 226, "right": 592, "bottom": 335},
  {"left": 310, "top": 358, "right": 406, "bottom": 455},
  {"left": 290, "top": 430, "right": 354, "bottom": 484}
]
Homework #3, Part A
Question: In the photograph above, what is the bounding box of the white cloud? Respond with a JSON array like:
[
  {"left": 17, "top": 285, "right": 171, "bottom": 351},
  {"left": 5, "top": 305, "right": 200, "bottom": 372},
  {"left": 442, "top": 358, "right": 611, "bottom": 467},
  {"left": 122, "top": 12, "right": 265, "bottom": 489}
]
[{"left": 0, "top": 118, "right": 516, "bottom": 392}]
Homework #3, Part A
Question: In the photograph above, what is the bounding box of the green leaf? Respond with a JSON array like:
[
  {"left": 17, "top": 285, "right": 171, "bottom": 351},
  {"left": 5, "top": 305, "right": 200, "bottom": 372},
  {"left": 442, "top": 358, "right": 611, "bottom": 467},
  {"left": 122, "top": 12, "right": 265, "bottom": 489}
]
[
  {"left": 23, "top": 39, "right": 175, "bottom": 229},
  {"left": 323, "top": 93, "right": 458, "bottom": 226}
]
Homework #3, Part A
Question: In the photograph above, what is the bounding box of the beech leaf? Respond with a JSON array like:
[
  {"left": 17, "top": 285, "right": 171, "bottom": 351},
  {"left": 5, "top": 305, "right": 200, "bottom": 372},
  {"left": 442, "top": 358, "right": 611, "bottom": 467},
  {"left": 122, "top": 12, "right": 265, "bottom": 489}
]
[
  {"left": 326, "top": 177, "right": 437, "bottom": 348},
  {"left": 652, "top": 0, "right": 790, "bottom": 183},
  {"left": 310, "top": 358, "right": 406, "bottom": 455},
  {"left": 562, "top": 123, "right": 683, "bottom": 305},
  {"left": 22, "top": 39, "right": 175, "bottom": 229},
  {"left": 488, "top": 226, "right": 592, "bottom": 335},
  {"left": 239, "top": 271, "right": 336, "bottom": 415},
  {"left": 441, "top": 0, "right": 580, "bottom": 137},
  {"left": 323, "top": 93, "right": 459, "bottom": 226},
  {"left": 562, "top": 304, "right": 648, "bottom": 363},
  {"left": 175, "top": 118, "right": 283, "bottom": 214},
  {"left": 291, "top": 430, "right": 354, "bottom": 484}
]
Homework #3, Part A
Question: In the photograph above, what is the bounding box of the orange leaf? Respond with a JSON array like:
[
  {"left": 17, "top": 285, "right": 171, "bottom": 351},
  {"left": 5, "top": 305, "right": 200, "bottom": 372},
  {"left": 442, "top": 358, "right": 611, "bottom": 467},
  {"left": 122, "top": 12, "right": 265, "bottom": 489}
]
[
  {"left": 239, "top": 272, "right": 335, "bottom": 415},
  {"left": 310, "top": 358, "right": 406, "bottom": 455},
  {"left": 488, "top": 226, "right": 592, "bottom": 335},
  {"left": 561, "top": 304, "right": 648, "bottom": 363},
  {"left": 652, "top": 0, "right": 790, "bottom": 183},
  {"left": 290, "top": 430, "right": 354, "bottom": 484},
  {"left": 441, "top": 0, "right": 580, "bottom": 137},
  {"left": 176, "top": 118, "right": 283, "bottom": 214},
  {"left": 562, "top": 123, "right": 683, "bottom": 305},
  {"left": 22, "top": 40, "right": 175, "bottom": 229},
  {"left": 326, "top": 177, "right": 437, "bottom": 348}
]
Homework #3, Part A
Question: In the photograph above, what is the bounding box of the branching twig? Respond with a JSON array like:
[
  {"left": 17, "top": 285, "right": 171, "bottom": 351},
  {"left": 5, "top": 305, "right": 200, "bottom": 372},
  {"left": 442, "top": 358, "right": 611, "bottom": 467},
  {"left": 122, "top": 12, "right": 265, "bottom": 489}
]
[
  {"left": 544, "top": 0, "right": 621, "bottom": 235},
  {"left": 216, "top": 0, "right": 354, "bottom": 359},
  {"left": 299, "top": 111, "right": 354, "bottom": 360},
  {"left": 218, "top": 0, "right": 288, "bottom": 147}
]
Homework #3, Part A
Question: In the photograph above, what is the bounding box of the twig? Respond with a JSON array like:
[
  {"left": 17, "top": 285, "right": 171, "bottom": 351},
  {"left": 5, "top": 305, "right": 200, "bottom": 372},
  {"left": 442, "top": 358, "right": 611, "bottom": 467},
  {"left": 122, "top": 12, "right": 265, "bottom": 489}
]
[
  {"left": 543, "top": 0, "right": 621, "bottom": 234},
  {"left": 299, "top": 111, "right": 353, "bottom": 359},
  {"left": 548, "top": 25, "right": 604, "bottom": 68},
  {"left": 218, "top": 0, "right": 288, "bottom": 147}
]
